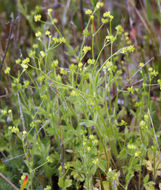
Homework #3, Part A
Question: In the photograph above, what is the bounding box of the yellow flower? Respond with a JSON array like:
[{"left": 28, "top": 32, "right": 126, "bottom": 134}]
[
  {"left": 23, "top": 131, "right": 27, "bottom": 135},
  {"left": 92, "top": 158, "right": 99, "bottom": 165},
  {"left": 87, "top": 58, "right": 95, "bottom": 64},
  {"left": 89, "top": 135, "right": 95, "bottom": 140},
  {"left": 78, "top": 62, "right": 83, "bottom": 68},
  {"left": 16, "top": 58, "right": 21, "bottom": 64},
  {"left": 139, "top": 63, "right": 144, "bottom": 67},
  {"left": 83, "top": 46, "right": 91, "bottom": 54},
  {"left": 85, "top": 9, "right": 92, "bottom": 15},
  {"left": 47, "top": 8, "right": 53, "bottom": 15},
  {"left": 4, "top": 67, "right": 10, "bottom": 74},
  {"left": 135, "top": 151, "right": 141, "bottom": 157},
  {"left": 33, "top": 44, "right": 38, "bottom": 49},
  {"left": 35, "top": 31, "right": 42, "bottom": 38},
  {"left": 29, "top": 50, "right": 35, "bottom": 57},
  {"left": 127, "top": 144, "right": 137, "bottom": 150},
  {"left": 40, "top": 51, "right": 46, "bottom": 57},
  {"left": 70, "top": 90, "right": 79, "bottom": 96},
  {"left": 34, "top": 14, "right": 41, "bottom": 22},
  {"left": 96, "top": 2, "right": 104, "bottom": 9},
  {"left": 45, "top": 30, "right": 51, "bottom": 36}
]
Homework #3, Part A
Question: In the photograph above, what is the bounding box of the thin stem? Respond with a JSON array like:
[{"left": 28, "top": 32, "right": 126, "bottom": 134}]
[{"left": 0, "top": 173, "right": 19, "bottom": 190}]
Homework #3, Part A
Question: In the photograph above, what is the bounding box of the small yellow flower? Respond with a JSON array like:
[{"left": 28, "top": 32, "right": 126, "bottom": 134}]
[
  {"left": 45, "top": 30, "right": 51, "bottom": 36},
  {"left": 135, "top": 151, "right": 141, "bottom": 157},
  {"left": 83, "top": 46, "right": 91, "bottom": 54},
  {"left": 40, "top": 51, "right": 46, "bottom": 57},
  {"left": 23, "top": 81, "right": 30, "bottom": 88},
  {"left": 47, "top": 8, "right": 53, "bottom": 15},
  {"left": 115, "top": 25, "right": 123, "bottom": 35},
  {"left": 103, "top": 11, "right": 111, "bottom": 18},
  {"left": 60, "top": 68, "right": 67, "bottom": 75},
  {"left": 139, "top": 63, "right": 144, "bottom": 67},
  {"left": 90, "top": 15, "right": 94, "bottom": 19},
  {"left": 93, "top": 139, "right": 98, "bottom": 145},
  {"left": 35, "top": 31, "right": 42, "bottom": 38},
  {"left": 8, "top": 109, "right": 12, "bottom": 114},
  {"left": 34, "top": 14, "right": 41, "bottom": 22},
  {"left": 85, "top": 9, "right": 92, "bottom": 15},
  {"left": 127, "top": 45, "right": 135, "bottom": 53},
  {"left": 87, "top": 58, "right": 95, "bottom": 64},
  {"left": 78, "top": 62, "right": 83, "bottom": 68},
  {"left": 52, "top": 18, "right": 58, "bottom": 24},
  {"left": 70, "top": 90, "right": 78, "bottom": 96},
  {"left": 148, "top": 67, "right": 153, "bottom": 72},
  {"left": 87, "top": 147, "right": 91, "bottom": 151},
  {"left": 127, "top": 144, "right": 137, "bottom": 150},
  {"left": 59, "top": 37, "right": 66, "bottom": 43},
  {"left": 83, "top": 141, "right": 86, "bottom": 146},
  {"left": 29, "top": 50, "right": 35, "bottom": 58},
  {"left": 101, "top": 18, "right": 108, "bottom": 24},
  {"left": 11, "top": 126, "right": 19, "bottom": 134},
  {"left": 33, "top": 44, "right": 38, "bottom": 49},
  {"left": 140, "top": 120, "right": 145, "bottom": 128},
  {"left": 52, "top": 59, "right": 59, "bottom": 67},
  {"left": 22, "top": 58, "right": 30, "bottom": 64},
  {"left": 52, "top": 37, "right": 59, "bottom": 44},
  {"left": 1, "top": 110, "right": 7, "bottom": 115},
  {"left": 92, "top": 158, "right": 99, "bottom": 165},
  {"left": 83, "top": 29, "right": 89, "bottom": 36},
  {"left": 103, "top": 11, "right": 113, "bottom": 20},
  {"left": 106, "top": 35, "right": 115, "bottom": 42},
  {"left": 47, "top": 156, "right": 53, "bottom": 163},
  {"left": 16, "top": 58, "right": 21, "bottom": 64},
  {"left": 96, "top": 2, "right": 104, "bottom": 9},
  {"left": 89, "top": 135, "right": 95, "bottom": 140},
  {"left": 127, "top": 86, "right": 134, "bottom": 94},
  {"left": 23, "top": 131, "right": 27, "bottom": 135},
  {"left": 4, "top": 67, "right": 10, "bottom": 74}
]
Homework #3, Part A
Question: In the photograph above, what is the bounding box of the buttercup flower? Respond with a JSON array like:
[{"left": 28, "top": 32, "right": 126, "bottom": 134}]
[{"left": 34, "top": 14, "right": 41, "bottom": 22}]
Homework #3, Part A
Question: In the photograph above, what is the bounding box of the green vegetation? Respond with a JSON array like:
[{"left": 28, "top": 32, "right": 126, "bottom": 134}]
[{"left": 0, "top": 1, "right": 160, "bottom": 190}]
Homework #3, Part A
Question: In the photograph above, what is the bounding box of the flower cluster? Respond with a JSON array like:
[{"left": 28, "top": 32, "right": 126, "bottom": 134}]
[
  {"left": 148, "top": 67, "right": 158, "bottom": 77},
  {"left": 70, "top": 90, "right": 79, "bottom": 96},
  {"left": 35, "top": 31, "right": 42, "bottom": 38},
  {"left": 60, "top": 68, "right": 67, "bottom": 75},
  {"left": 121, "top": 45, "right": 135, "bottom": 54},
  {"left": 96, "top": 2, "right": 104, "bottom": 9},
  {"left": 106, "top": 35, "right": 115, "bottom": 43},
  {"left": 52, "top": 59, "right": 59, "bottom": 68},
  {"left": 23, "top": 80, "right": 30, "bottom": 88},
  {"left": 83, "top": 46, "right": 91, "bottom": 54},
  {"left": 115, "top": 25, "right": 123, "bottom": 35},
  {"left": 40, "top": 51, "right": 46, "bottom": 58},
  {"left": 8, "top": 126, "right": 19, "bottom": 134},
  {"left": 87, "top": 58, "right": 95, "bottom": 64},
  {"left": 29, "top": 50, "right": 36, "bottom": 58},
  {"left": 52, "top": 37, "right": 66, "bottom": 44},
  {"left": 21, "top": 58, "right": 30, "bottom": 70},
  {"left": 103, "top": 11, "right": 113, "bottom": 20},
  {"left": 4, "top": 67, "right": 10, "bottom": 74},
  {"left": 85, "top": 9, "right": 92, "bottom": 15},
  {"left": 34, "top": 14, "right": 41, "bottom": 22}
]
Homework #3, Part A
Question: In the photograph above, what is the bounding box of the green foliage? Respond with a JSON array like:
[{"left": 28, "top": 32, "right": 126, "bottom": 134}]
[{"left": 0, "top": 1, "right": 160, "bottom": 190}]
